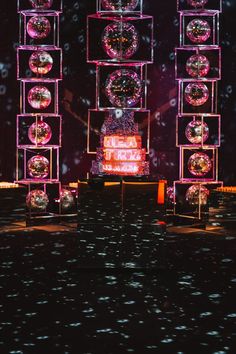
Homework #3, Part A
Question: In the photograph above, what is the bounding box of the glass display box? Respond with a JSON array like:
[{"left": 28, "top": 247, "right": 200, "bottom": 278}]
[
  {"left": 174, "top": 0, "right": 223, "bottom": 220},
  {"left": 16, "top": 0, "right": 64, "bottom": 224}
]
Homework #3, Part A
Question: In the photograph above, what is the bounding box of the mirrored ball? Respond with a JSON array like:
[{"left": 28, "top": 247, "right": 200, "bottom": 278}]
[
  {"left": 105, "top": 69, "right": 142, "bottom": 108},
  {"left": 27, "top": 16, "right": 51, "bottom": 39},
  {"left": 188, "top": 152, "right": 212, "bottom": 177},
  {"left": 101, "top": 0, "right": 139, "bottom": 11},
  {"left": 29, "top": 51, "right": 53, "bottom": 75},
  {"left": 102, "top": 22, "right": 139, "bottom": 59},
  {"left": 186, "top": 184, "right": 210, "bottom": 205},
  {"left": 29, "top": 0, "right": 53, "bottom": 9},
  {"left": 26, "top": 190, "right": 49, "bottom": 211},
  {"left": 186, "top": 18, "right": 211, "bottom": 44},
  {"left": 187, "top": 0, "right": 208, "bottom": 7},
  {"left": 60, "top": 189, "right": 75, "bottom": 211},
  {"left": 186, "top": 54, "right": 210, "bottom": 78},
  {"left": 27, "top": 155, "right": 50, "bottom": 179},
  {"left": 28, "top": 120, "right": 52, "bottom": 145},
  {"left": 185, "top": 120, "right": 209, "bottom": 144},
  {"left": 28, "top": 86, "right": 52, "bottom": 110},
  {"left": 185, "top": 83, "right": 209, "bottom": 106}
]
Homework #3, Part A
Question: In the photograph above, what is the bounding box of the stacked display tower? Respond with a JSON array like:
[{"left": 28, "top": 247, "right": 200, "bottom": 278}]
[
  {"left": 87, "top": 0, "right": 152, "bottom": 177},
  {"left": 16, "top": 0, "right": 64, "bottom": 223},
  {"left": 174, "top": 0, "right": 223, "bottom": 219},
  {"left": 77, "top": 0, "right": 166, "bottom": 269}
]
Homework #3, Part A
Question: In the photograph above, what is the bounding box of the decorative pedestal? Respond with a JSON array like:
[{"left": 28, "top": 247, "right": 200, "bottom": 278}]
[{"left": 78, "top": 177, "right": 166, "bottom": 269}]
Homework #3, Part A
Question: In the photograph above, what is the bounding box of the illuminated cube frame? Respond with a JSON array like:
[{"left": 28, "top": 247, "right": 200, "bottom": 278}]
[
  {"left": 16, "top": 0, "right": 63, "bottom": 216},
  {"left": 87, "top": 0, "right": 153, "bottom": 176},
  {"left": 174, "top": 0, "right": 223, "bottom": 219}
]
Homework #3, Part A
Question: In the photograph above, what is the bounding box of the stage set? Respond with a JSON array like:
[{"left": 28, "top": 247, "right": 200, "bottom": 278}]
[{"left": 0, "top": 0, "right": 236, "bottom": 353}]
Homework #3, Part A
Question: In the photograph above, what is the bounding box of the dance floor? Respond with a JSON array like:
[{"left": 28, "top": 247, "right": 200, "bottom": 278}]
[{"left": 0, "top": 192, "right": 236, "bottom": 353}]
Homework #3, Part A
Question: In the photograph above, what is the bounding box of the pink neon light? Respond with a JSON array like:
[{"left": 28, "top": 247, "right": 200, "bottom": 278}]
[
  {"left": 103, "top": 135, "right": 142, "bottom": 149},
  {"left": 104, "top": 148, "right": 145, "bottom": 162},
  {"left": 102, "top": 162, "right": 141, "bottom": 175}
]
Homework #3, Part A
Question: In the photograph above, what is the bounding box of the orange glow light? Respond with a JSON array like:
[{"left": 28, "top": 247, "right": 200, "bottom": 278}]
[
  {"left": 103, "top": 135, "right": 142, "bottom": 149},
  {"left": 157, "top": 180, "right": 167, "bottom": 205}
]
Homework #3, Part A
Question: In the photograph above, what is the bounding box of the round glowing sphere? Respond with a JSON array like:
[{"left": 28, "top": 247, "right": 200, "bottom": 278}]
[
  {"left": 29, "top": 0, "right": 53, "bottom": 9},
  {"left": 26, "top": 190, "right": 49, "bottom": 211},
  {"left": 167, "top": 187, "right": 175, "bottom": 204},
  {"left": 28, "top": 121, "right": 52, "bottom": 145},
  {"left": 186, "top": 19, "right": 211, "bottom": 44},
  {"left": 102, "top": 22, "right": 139, "bottom": 60},
  {"left": 29, "top": 51, "right": 53, "bottom": 75},
  {"left": 105, "top": 69, "right": 142, "bottom": 108},
  {"left": 27, "top": 155, "right": 49, "bottom": 179},
  {"left": 188, "top": 152, "right": 212, "bottom": 177},
  {"left": 187, "top": 0, "right": 208, "bottom": 7},
  {"left": 27, "top": 16, "right": 51, "bottom": 39},
  {"left": 28, "top": 86, "right": 52, "bottom": 110},
  {"left": 185, "top": 120, "right": 209, "bottom": 144},
  {"left": 186, "top": 185, "right": 210, "bottom": 206},
  {"left": 186, "top": 54, "right": 210, "bottom": 78},
  {"left": 101, "top": 0, "right": 139, "bottom": 11},
  {"left": 185, "top": 83, "right": 209, "bottom": 106},
  {"left": 60, "top": 189, "right": 75, "bottom": 211}
]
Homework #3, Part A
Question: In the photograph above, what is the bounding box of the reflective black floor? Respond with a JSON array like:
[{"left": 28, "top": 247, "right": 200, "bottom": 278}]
[{"left": 0, "top": 226, "right": 236, "bottom": 354}]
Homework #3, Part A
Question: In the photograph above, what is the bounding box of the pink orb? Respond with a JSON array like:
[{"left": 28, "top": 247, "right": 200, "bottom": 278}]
[
  {"left": 27, "top": 16, "right": 51, "bottom": 39},
  {"left": 186, "top": 185, "right": 210, "bottom": 206},
  {"left": 185, "top": 83, "right": 209, "bottom": 106},
  {"left": 60, "top": 189, "right": 75, "bottom": 211},
  {"left": 105, "top": 69, "right": 142, "bottom": 108},
  {"left": 187, "top": 0, "right": 208, "bottom": 7},
  {"left": 28, "top": 120, "right": 52, "bottom": 145},
  {"left": 167, "top": 187, "right": 175, "bottom": 203},
  {"left": 27, "top": 155, "right": 49, "bottom": 179},
  {"left": 29, "top": 51, "right": 53, "bottom": 75},
  {"left": 186, "top": 19, "right": 211, "bottom": 44},
  {"left": 102, "top": 22, "right": 139, "bottom": 60},
  {"left": 185, "top": 120, "right": 209, "bottom": 144},
  {"left": 188, "top": 152, "right": 212, "bottom": 177},
  {"left": 28, "top": 86, "right": 52, "bottom": 110},
  {"left": 186, "top": 54, "right": 210, "bottom": 78},
  {"left": 101, "top": 0, "right": 139, "bottom": 11},
  {"left": 29, "top": 0, "right": 53, "bottom": 9},
  {"left": 26, "top": 189, "right": 49, "bottom": 211}
]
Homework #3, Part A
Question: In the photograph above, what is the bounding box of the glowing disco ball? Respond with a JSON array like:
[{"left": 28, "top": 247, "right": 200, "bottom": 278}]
[
  {"left": 185, "top": 83, "right": 209, "bottom": 106},
  {"left": 186, "top": 54, "right": 210, "bottom": 78},
  {"left": 28, "top": 121, "right": 52, "bottom": 145},
  {"left": 188, "top": 152, "right": 212, "bottom": 177},
  {"left": 60, "top": 189, "right": 75, "bottom": 211},
  {"left": 186, "top": 185, "right": 210, "bottom": 206},
  {"left": 29, "top": 51, "right": 53, "bottom": 75},
  {"left": 26, "top": 189, "right": 49, "bottom": 211},
  {"left": 105, "top": 69, "right": 142, "bottom": 107},
  {"left": 28, "top": 86, "right": 52, "bottom": 110},
  {"left": 27, "top": 155, "right": 49, "bottom": 179},
  {"left": 101, "top": 0, "right": 139, "bottom": 11},
  {"left": 186, "top": 19, "right": 211, "bottom": 44},
  {"left": 167, "top": 187, "right": 175, "bottom": 204},
  {"left": 27, "top": 16, "right": 51, "bottom": 39},
  {"left": 102, "top": 22, "right": 139, "bottom": 60},
  {"left": 29, "top": 0, "right": 53, "bottom": 9},
  {"left": 185, "top": 120, "right": 209, "bottom": 144},
  {"left": 187, "top": 0, "right": 208, "bottom": 7}
]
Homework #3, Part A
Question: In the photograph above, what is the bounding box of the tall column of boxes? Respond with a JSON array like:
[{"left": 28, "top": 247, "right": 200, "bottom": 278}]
[
  {"left": 16, "top": 0, "right": 63, "bottom": 221},
  {"left": 174, "top": 0, "right": 223, "bottom": 219},
  {"left": 87, "top": 0, "right": 153, "bottom": 177}
]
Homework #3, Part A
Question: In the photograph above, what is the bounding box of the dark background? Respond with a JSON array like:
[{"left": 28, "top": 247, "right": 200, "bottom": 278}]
[{"left": 0, "top": 0, "right": 235, "bottom": 184}]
